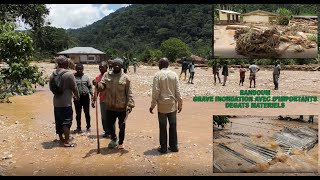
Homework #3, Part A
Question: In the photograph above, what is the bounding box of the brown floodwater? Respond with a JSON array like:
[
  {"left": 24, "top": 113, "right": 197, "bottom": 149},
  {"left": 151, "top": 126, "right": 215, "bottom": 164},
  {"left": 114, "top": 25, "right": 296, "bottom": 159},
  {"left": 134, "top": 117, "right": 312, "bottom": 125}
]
[{"left": 0, "top": 88, "right": 213, "bottom": 176}]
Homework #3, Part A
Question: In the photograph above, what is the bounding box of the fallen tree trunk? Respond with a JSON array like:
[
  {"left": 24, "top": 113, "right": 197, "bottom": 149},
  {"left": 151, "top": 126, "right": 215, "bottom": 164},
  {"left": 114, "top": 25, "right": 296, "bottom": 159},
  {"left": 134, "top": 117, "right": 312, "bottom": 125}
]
[
  {"left": 287, "top": 36, "right": 303, "bottom": 41},
  {"left": 226, "top": 25, "right": 249, "bottom": 30},
  {"left": 313, "top": 66, "right": 320, "bottom": 71},
  {"left": 279, "top": 36, "right": 290, "bottom": 42},
  {"left": 309, "top": 26, "right": 318, "bottom": 30}
]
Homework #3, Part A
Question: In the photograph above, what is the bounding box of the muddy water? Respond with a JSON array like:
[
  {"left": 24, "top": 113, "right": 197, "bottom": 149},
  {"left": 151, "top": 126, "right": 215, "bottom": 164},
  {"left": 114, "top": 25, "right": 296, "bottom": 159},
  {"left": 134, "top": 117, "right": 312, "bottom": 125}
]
[
  {"left": 0, "top": 89, "right": 213, "bottom": 176},
  {"left": 214, "top": 116, "right": 318, "bottom": 173},
  {"left": 214, "top": 25, "right": 318, "bottom": 58},
  {"left": 214, "top": 26, "right": 246, "bottom": 58}
]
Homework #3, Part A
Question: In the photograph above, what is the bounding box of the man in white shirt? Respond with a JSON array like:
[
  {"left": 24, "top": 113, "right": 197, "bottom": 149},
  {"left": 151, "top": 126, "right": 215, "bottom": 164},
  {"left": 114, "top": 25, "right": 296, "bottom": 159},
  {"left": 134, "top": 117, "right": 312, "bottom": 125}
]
[
  {"left": 249, "top": 62, "right": 260, "bottom": 88},
  {"left": 149, "top": 58, "right": 183, "bottom": 154}
]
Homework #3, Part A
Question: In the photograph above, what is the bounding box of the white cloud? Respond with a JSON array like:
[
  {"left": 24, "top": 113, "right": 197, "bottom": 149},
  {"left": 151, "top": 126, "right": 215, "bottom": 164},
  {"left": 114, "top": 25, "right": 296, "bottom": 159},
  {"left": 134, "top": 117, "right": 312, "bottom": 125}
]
[
  {"left": 121, "top": 4, "right": 130, "bottom": 7},
  {"left": 45, "top": 4, "right": 114, "bottom": 29}
]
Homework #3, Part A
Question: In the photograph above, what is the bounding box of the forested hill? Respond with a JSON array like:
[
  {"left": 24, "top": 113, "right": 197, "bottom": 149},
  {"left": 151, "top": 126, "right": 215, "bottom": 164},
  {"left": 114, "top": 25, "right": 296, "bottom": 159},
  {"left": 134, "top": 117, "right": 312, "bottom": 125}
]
[{"left": 68, "top": 4, "right": 212, "bottom": 57}]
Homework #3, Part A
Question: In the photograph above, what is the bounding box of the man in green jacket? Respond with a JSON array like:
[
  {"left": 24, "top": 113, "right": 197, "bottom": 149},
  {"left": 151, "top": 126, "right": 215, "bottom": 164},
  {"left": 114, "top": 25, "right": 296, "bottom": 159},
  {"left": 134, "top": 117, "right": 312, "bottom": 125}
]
[{"left": 94, "top": 58, "right": 135, "bottom": 150}]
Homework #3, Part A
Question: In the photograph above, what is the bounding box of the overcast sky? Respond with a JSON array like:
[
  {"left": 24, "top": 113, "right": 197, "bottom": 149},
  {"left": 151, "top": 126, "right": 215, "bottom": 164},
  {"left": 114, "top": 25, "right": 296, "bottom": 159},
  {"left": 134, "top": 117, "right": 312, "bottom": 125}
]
[{"left": 16, "top": 4, "right": 130, "bottom": 30}]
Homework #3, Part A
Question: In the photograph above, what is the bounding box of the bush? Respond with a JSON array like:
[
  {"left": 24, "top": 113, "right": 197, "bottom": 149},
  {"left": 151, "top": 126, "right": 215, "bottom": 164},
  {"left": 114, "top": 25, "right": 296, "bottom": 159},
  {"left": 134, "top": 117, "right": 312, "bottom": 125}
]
[
  {"left": 307, "top": 34, "right": 317, "bottom": 43},
  {"left": 277, "top": 8, "right": 293, "bottom": 26},
  {"left": 0, "top": 22, "right": 47, "bottom": 102},
  {"left": 140, "top": 47, "right": 163, "bottom": 63},
  {"left": 160, "top": 38, "right": 191, "bottom": 62},
  {"left": 213, "top": 116, "right": 230, "bottom": 129}
]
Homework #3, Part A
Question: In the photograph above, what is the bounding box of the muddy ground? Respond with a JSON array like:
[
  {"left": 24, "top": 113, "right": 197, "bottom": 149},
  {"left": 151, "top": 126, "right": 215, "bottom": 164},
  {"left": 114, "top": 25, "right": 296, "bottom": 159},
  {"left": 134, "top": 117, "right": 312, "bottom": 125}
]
[
  {"left": 214, "top": 116, "right": 318, "bottom": 173},
  {"left": 214, "top": 25, "right": 318, "bottom": 58},
  {"left": 0, "top": 62, "right": 319, "bottom": 176}
]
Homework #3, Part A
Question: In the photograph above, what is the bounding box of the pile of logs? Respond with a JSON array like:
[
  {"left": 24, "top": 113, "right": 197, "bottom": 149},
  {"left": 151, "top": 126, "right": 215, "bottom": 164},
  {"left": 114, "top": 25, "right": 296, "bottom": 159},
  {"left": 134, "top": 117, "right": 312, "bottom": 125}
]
[{"left": 226, "top": 20, "right": 317, "bottom": 55}]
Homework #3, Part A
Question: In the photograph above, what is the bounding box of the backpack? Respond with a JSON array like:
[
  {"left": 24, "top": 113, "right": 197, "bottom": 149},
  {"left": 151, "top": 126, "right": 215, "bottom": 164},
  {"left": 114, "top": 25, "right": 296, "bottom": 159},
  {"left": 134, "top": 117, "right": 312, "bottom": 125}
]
[{"left": 50, "top": 70, "right": 67, "bottom": 95}]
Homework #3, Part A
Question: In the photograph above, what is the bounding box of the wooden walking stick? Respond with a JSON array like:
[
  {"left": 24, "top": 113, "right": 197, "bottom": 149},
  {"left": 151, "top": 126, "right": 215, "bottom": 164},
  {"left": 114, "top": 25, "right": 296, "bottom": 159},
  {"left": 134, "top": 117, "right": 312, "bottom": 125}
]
[{"left": 95, "top": 93, "right": 100, "bottom": 154}]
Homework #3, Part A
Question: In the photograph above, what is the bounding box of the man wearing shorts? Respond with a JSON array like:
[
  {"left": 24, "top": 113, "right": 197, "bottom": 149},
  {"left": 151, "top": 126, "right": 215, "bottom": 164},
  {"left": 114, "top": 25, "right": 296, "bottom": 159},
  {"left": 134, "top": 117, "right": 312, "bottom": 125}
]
[{"left": 49, "top": 56, "right": 79, "bottom": 147}]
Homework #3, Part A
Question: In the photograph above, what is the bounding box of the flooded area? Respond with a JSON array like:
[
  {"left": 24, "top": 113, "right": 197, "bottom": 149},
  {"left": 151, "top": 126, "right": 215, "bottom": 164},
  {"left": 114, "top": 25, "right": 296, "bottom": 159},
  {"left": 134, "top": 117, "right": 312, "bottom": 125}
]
[
  {"left": 214, "top": 25, "right": 317, "bottom": 58},
  {"left": 213, "top": 116, "right": 318, "bottom": 173},
  {"left": 0, "top": 63, "right": 319, "bottom": 175},
  {"left": 0, "top": 90, "right": 213, "bottom": 176}
]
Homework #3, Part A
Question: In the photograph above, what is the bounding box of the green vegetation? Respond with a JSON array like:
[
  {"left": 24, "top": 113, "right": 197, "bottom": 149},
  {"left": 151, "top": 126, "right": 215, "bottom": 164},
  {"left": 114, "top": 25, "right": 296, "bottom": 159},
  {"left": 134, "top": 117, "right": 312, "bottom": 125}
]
[
  {"left": 160, "top": 38, "right": 192, "bottom": 62},
  {"left": 32, "top": 26, "right": 77, "bottom": 60},
  {"left": 213, "top": 116, "right": 230, "bottom": 129},
  {"left": 276, "top": 8, "right": 293, "bottom": 25},
  {"left": 68, "top": 4, "right": 212, "bottom": 60},
  {"left": 0, "top": 4, "right": 49, "bottom": 102},
  {"left": 307, "top": 34, "right": 317, "bottom": 43},
  {"left": 0, "top": 4, "right": 49, "bottom": 30}
]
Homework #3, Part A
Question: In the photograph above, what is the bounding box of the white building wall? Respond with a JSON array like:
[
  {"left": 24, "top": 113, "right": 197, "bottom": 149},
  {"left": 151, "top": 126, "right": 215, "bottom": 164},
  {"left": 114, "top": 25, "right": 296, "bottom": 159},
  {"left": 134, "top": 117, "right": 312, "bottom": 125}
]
[
  {"left": 219, "top": 11, "right": 228, "bottom": 21},
  {"left": 243, "top": 15, "right": 269, "bottom": 23}
]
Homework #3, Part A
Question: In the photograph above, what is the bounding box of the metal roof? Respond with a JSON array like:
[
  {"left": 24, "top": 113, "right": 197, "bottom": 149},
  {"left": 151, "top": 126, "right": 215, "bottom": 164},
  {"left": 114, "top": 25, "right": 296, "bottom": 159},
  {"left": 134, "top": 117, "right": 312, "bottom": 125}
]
[
  {"left": 216, "top": 9, "right": 241, "bottom": 15},
  {"left": 57, "top": 47, "right": 106, "bottom": 55},
  {"left": 242, "top": 10, "right": 277, "bottom": 16}
]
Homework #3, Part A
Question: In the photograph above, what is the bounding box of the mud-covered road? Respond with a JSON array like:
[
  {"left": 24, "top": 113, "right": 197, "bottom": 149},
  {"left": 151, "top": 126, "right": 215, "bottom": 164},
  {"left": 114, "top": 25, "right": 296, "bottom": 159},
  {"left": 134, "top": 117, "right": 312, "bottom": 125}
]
[{"left": 0, "top": 63, "right": 319, "bottom": 175}]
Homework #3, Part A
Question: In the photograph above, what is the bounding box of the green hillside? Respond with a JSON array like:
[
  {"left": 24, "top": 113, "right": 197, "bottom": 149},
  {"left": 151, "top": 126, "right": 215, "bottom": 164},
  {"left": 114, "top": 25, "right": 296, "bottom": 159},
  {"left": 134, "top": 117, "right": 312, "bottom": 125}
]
[{"left": 67, "top": 4, "right": 212, "bottom": 58}]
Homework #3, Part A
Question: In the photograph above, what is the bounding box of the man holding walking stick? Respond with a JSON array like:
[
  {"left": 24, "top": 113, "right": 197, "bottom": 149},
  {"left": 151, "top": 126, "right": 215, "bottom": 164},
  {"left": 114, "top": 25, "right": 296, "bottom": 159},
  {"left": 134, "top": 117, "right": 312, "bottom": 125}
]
[
  {"left": 93, "top": 58, "right": 135, "bottom": 150},
  {"left": 92, "top": 61, "right": 115, "bottom": 138}
]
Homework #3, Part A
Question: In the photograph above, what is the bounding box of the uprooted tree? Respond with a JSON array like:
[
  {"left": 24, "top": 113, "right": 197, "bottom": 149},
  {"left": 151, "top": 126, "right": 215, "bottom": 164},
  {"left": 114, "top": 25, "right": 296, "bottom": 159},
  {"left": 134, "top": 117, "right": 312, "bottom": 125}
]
[
  {"left": 0, "top": 22, "right": 47, "bottom": 103},
  {"left": 234, "top": 27, "right": 281, "bottom": 58}
]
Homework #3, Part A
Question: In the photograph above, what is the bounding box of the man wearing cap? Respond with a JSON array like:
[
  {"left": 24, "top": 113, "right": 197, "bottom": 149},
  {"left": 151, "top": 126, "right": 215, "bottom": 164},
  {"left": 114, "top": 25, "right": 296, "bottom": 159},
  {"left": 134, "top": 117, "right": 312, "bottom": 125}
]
[
  {"left": 93, "top": 58, "right": 135, "bottom": 149},
  {"left": 49, "top": 55, "right": 80, "bottom": 147}
]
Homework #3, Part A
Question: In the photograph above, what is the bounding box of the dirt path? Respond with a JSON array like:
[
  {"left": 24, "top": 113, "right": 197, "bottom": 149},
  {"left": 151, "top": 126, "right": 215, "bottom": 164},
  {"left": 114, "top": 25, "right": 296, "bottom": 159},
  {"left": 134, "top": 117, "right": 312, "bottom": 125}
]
[{"left": 0, "top": 63, "right": 319, "bottom": 175}]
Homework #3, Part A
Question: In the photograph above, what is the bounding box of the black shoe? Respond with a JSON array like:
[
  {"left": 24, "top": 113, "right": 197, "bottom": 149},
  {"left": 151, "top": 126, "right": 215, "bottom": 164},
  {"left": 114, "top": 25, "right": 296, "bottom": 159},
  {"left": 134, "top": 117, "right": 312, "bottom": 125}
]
[
  {"left": 169, "top": 147, "right": 179, "bottom": 152},
  {"left": 157, "top": 147, "right": 167, "bottom": 154},
  {"left": 73, "top": 128, "right": 82, "bottom": 134}
]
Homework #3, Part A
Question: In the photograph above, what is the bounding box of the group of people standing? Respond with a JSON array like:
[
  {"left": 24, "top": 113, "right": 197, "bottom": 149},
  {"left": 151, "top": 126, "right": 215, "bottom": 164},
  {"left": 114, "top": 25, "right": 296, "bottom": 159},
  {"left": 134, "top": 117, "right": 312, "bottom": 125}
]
[
  {"left": 212, "top": 61, "right": 281, "bottom": 90},
  {"left": 49, "top": 55, "right": 182, "bottom": 153}
]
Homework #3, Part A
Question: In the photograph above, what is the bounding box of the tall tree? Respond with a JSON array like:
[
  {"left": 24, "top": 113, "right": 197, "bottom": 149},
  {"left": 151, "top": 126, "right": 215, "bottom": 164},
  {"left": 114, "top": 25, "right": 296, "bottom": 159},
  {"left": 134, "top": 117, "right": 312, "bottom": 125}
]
[
  {"left": 0, "top": 4, "right": 49, "bottom": 30},
  {"left": 32, "top": 26, "right": 75, "bottom": 59},
  {"left": 68, "top": 4, "right": 212, "bottom": 57},
  {"left": 160, "top": 38, "right": 191, "bottom": 62}
]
